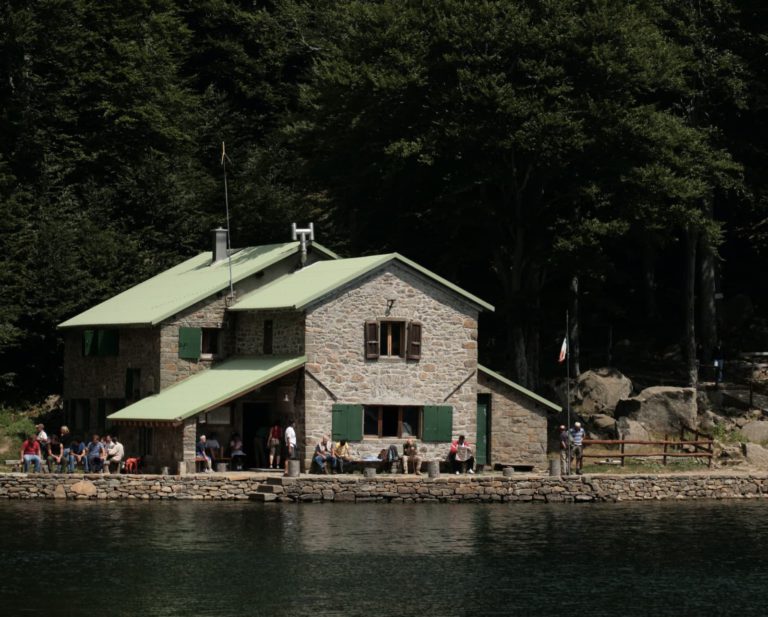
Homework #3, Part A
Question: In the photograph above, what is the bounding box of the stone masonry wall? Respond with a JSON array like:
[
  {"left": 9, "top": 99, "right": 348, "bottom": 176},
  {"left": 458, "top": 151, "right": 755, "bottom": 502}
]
[
  {"left": 477, "top": 372, "right": 548, "bottom": 472},
  {"left": 63, "top": 328, "right": 161, "bottom": 402},
  {"left": 4, "top": 473, "right": 768, "bottom": 503},
  {"left": 303, "top": 263, "right": 480, "bottom": 468},
  {"left": 235, "top": 311, "right": 304, "bottom": 356}
]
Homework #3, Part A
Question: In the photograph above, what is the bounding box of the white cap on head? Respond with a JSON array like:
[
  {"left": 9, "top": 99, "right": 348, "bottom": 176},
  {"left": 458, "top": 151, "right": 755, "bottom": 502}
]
[{"left": 574, "top": 422, "right": 581, "bottom": 428}]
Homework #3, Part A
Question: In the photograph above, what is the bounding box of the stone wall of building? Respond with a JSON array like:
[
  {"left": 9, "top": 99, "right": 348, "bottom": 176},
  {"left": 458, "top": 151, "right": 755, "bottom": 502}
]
[
  {"left": 4, "top": 472, "right": 768, "bottom": 503},
  {"left": 235, "top": 311, "right": 305, "bottom": 356},
  {"left": 477, "top": 372, "right": 548, "bottom": 472},
  {"left": 303, "top": 263, "right": 480, "bottom": 468}
]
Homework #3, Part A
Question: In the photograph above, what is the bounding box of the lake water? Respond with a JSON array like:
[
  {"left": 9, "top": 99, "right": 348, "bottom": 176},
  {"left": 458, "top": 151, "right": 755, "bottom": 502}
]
[{"left": 1, "top": 500, "right": 765, "bottom": 616}]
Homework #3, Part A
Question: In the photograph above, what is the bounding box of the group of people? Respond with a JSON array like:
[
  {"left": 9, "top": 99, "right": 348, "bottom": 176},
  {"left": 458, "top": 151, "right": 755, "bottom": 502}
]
[
  {"left": 559, "top": 421, "right": 586, "bottom": 475},
  {"left": 195, "top": 420, "right": 298, "bottom": 473},
  {"left": 19, "top": 424, "right": 125, "bottom": 474},
  {"left": 311, "top": 434, "right": 477, "bottom": 475}
]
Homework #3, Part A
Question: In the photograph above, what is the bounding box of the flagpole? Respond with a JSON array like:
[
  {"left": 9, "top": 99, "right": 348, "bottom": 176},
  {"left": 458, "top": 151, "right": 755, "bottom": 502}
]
[{"left": 566, "top": 310, "right": 571, "bottom": 474}]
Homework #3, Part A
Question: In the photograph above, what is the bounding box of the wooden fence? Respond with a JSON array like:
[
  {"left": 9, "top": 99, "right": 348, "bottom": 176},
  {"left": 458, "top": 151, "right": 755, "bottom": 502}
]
[{"left": 582, "top": 430, "right": 714, "bottom": 468}]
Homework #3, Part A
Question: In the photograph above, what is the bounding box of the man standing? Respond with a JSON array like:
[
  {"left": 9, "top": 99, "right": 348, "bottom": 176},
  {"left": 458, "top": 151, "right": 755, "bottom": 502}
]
[
  {"left": 284, "top": 420, "right": 297, "bottom": 475},
  {"left": 402, "top": 438, "right": 422, "bottom": 475},
  {"left": 559, "top": 425, "right": 569, "bottom": 475},
  {"left": 569, "top": 422, "right": 586, "bottom": 475}
]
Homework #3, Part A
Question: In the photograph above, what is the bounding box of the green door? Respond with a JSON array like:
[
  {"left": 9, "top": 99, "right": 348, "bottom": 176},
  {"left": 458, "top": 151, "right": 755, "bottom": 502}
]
[{"left": 476, "top": 400, "right": 488, "bottom": 465}]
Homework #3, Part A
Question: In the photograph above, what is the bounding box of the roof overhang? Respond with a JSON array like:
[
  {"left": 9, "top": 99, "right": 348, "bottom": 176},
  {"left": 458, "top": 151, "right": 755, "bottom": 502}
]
[
  {"left": 478, "top": 364, "right": 562, "bottom": 412},
  {"left": 108, "top": 355, "right": 306, "bottom": 423}
]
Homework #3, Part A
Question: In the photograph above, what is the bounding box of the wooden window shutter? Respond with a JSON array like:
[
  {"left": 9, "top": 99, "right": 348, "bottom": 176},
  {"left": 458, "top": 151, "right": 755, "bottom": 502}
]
[
  {"left": 179, "top": 327, "right": 202, "bottom": 360},
  {"left": 422, "top": 405, "right": 453, "bottom": 442},
  {"left": 407, "top": 322, "right": 422, "bottom": 360},
  {"left": 364, "top": 321, "right": 380, "bottom": 359},
  {"left": 332, "top": 404, "right": 363, "bottom": 441}
]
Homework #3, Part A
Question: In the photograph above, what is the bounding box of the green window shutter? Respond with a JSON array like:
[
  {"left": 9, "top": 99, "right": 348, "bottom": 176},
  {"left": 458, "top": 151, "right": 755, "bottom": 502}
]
[
  {"left": 423, "top": 405, "right": 452, "bottom": 442},
  {"left": 179, "top": 327, "right": 201, "bottom": 360},
  {"left": 83, "top": 330, "right": 96, "bottom": 356},
  {"left": 332, "top": 404, "right": 363, "bottom": 441},
  {"left": 97, "top": 330, "right": 119, "bottom": 356}
]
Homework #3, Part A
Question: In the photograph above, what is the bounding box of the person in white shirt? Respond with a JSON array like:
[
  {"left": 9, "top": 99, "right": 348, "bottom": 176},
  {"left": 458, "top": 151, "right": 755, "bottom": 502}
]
[
  {"left": 284, "top": 420, "right": 297, "bottom": 474},
  {"left": 104, "top": 435, "right": 125, "bottom": 474}
]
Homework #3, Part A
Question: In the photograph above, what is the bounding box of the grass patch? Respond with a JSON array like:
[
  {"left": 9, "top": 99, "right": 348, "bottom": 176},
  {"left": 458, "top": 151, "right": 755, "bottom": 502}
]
[
  {"left": 0, "top": 406, "right": 36, "bottom": 461},
  {"left": 582, "top": 460, "right": 708, "bottom": 474}
]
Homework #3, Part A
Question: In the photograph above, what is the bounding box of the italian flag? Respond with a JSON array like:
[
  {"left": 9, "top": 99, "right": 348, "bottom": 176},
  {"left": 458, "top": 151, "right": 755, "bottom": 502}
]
[{"left": 558, "top": 336, "right": 568, "bottom": 363}]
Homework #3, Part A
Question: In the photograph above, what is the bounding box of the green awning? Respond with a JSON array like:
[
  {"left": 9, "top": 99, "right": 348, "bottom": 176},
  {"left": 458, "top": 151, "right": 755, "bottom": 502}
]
[
  {"left": 108, "top": 355, "right": 306, "bottom": 422},
  {"left": 231, "top": 253, "right": 494, "bottom": 312}
]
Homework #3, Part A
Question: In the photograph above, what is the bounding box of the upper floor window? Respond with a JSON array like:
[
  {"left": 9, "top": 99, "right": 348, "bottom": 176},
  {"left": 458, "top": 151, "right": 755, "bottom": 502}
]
[
  {"left": 365, "top": 321, "right": 422, "bottom": 360},
  {"left": 179, "top": 327, "right": 221, "bottom": 360},
  {"left": 82, "top": 329, "right": 119, "bottom": 357}
]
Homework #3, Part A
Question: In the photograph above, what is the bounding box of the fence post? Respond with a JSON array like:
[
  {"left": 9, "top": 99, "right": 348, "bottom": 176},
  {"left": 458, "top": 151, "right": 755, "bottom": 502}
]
[
  {"left": 663, "top": 434, "right": 668, "bottom": 466},
  {"left": 620, "top": 433, "right": 625, "bottom": 468}
]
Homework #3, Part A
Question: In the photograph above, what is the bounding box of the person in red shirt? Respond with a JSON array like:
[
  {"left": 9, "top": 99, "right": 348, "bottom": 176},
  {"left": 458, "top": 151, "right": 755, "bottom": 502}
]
[{"left": 20, "top": 434, "right": 42, "bottom": 473}]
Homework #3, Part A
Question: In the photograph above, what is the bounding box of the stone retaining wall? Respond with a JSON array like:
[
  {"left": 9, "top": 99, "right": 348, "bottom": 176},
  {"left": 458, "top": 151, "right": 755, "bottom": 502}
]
[{"left": 3, "top": 473, "right": 768, "bottom": 503}]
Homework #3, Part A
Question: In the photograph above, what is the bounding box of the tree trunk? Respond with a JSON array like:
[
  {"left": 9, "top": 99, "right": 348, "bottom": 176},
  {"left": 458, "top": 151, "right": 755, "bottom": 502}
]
[
  {"left": 642, "top": 240, "right": 658, "bottom": 320},
  {"left": 684, "top": 226, "right": 699, "bottom": 387},
  {"left": 698, "top": 202, "right": 717, "bottom": 364},
  {"left": 570, "top": 275, "right": 580, "bottom": 377}
]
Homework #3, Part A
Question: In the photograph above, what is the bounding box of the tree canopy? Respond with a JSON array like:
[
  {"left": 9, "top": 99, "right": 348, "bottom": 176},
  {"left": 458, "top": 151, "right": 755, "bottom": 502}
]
[{"left": 1, "top": 0, "right": 767, "bottom": 402}]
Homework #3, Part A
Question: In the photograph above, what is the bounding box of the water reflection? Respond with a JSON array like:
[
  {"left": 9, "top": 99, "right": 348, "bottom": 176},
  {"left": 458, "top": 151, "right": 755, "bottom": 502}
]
[{"left": 1, "top": 500, "right": 768, "bottom": 616}]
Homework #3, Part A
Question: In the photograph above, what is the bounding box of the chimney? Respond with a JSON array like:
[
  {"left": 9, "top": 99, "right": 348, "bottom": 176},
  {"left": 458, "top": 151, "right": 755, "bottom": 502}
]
[{"left": 211, "top": 227, "right": 228, "bottom": 264}]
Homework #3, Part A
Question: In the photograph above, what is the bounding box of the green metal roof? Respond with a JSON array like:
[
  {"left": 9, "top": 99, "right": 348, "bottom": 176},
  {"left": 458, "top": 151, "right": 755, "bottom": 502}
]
[
  {"left": 58, "top": 242, "right": 338, "bottom": 328},
  {"left": 108, "top": 355, "right": 306, "bottom": 422},
  {"left": 230, "top": 253, "right": 494, "bottom": 312},
  {"left": 478, "top": 364, "right": 562, "bottom": 412}
]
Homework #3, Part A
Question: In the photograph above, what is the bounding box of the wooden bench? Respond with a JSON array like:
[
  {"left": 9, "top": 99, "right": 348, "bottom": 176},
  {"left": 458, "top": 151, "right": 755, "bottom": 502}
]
[{"left": 196, "top": 447, "right": 231, "bottom": 472}]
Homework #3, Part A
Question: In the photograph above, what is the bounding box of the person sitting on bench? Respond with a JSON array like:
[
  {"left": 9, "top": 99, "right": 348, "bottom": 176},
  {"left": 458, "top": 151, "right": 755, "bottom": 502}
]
[
  {"left": 196, "top": 435, "right": 213, "bottom": 473},
  {"left": 20, "top": 433, "right": 42, "bottom": 473},
  {"left": 313, "top": 435, "right": 337, "bottom": 474},
  {"left": 86, "top": 434, "right": 106, "bottom": 473},
  {"left": 333, "top": 439, "right": 352, "bottom": 473},
  {"left": 402, "top": 438, "right": 422, "bottom": 475},
  {"left": 449, "top": 435, "right": 475, "bottom": 475}
]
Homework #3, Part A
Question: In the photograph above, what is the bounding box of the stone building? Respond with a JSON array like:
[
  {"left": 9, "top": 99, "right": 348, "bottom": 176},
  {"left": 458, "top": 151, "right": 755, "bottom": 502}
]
[{"left": 59, "top": 230, "right": 559, "bottom": 473}]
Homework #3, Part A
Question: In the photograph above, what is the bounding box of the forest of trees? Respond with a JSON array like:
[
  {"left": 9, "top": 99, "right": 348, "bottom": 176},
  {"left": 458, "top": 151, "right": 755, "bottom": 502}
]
[{"left": 1, "top": 0, "right": 767, "bottom": 405}]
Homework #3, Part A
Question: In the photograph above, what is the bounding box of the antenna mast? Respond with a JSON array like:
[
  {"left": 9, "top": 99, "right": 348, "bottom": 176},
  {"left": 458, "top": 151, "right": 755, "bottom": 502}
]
[{"left": 221, "top": 142, "right": 234, "bottom": 299}]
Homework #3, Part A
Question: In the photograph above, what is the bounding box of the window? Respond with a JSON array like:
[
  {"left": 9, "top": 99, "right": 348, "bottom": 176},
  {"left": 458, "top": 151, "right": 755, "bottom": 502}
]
[
  {"left": 125, "top": 368, "right": 141, "bottom": 400},
  {"left": 363, "top": 406, "right": 422, "bottom": 438},
  {"left": 201, "top": 328, "right": 220, "bottom": 357},
  {"left": 364, "top": 321, "right": 422, "bottom": 360},
  {"left": 82, "top": 330, "right": 119, "bottom": 356},
  {"left": 139, "top": 427, "right": 154, "bottom": 456},
  {"left": 263, "top": 320, "right": 273, "bottom": 355},
  {"left": 379, "top": 322, "right": 404, "bottom": 357}
]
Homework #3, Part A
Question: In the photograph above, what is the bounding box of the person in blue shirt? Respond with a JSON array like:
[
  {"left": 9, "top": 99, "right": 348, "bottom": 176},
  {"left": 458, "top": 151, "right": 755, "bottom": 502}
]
[
  {"left": 68, "top": 438, "right": 86, "bottom": 472},
  {"left": 569, "top": 422, "right": 586, "bottom": 475},
  {"left": 86, "top": 434, "right": 106, "bottom": 473},
  {"left": 196, "top": 435, "right": 213, "bottom": 473}
]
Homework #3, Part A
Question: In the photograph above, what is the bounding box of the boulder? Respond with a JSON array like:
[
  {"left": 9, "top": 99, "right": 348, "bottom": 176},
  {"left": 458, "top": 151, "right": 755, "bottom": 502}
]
[
  {"left": 616, "top": 418, "right": 650, "bottom": 452},
  {"left": 70, "top": 480, "right": 97, "bottom": 497},
  {"left": 740, "top": 421, "right": 768, "bottom": 444},
  {"left": 576, "top": 368, "right": 633, "bottom": 416},
  {"left": 615, "top": 386, "right": 697, "bottom": 435},
  {"left": 742, "top": 442, "right": 768, "bottom": 468},
  {"left": 588, "top": 414, "right": 617, "bottom": 437}
]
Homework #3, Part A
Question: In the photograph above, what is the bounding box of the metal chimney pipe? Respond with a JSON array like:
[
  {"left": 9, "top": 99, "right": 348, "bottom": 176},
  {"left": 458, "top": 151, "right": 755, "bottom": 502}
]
[{"left": 211, "top": 227, "right": 228, "bottom": 264}]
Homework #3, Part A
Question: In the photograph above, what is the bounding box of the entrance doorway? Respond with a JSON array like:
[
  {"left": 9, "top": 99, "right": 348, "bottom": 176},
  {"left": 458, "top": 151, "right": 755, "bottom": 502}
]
[{"left": 242, "top": 403, "right": 271, "bottom": 469}]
